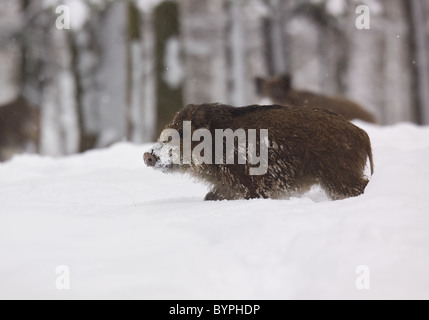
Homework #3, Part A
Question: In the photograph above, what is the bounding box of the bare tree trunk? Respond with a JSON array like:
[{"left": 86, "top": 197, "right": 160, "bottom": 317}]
[
  {"left": 265, "top": 0, "right": 287, "bottom": 75},
  {"left": 228, "top": 1, "right": 246, "bottom": 106},
  {"left": 381, "top": 0, "right": 414, "bottom": 124},
  {"left": 240, "top": 0, "right": 268, "bottom": 104},
  {"left": 95, "top": 1, "right": 127, "bottom": 147},
  {"left": 408, "top": 0, "right": 429, "bottom": 124},
  {"left": 179, "top": 0, "right": 228, "bottom": 105},
  {"left": 140, "top": 10, "right": 157, "bottom": 142},
  {"left": 288, "top": 16, "right": 322, "bottom": 92},
  {"left": 154, "top": 1, "right": 183, "bottom": 136},
  {"left": 126, "top": 0, "right": 140, "bottom": 142},
  {"left": 0, "top": 0, "right": 21, "bottom": 104},
  {"left": 70, "top": 33, "right": 98, "bottom": 152},
  {"left": 42, "top": 27, "right": 79, "bottom": 155},
  {"left": 346, "top": 6, "right": 385, "bottom": 123},
  {"left": 19, "top": 0, "right": 30, "bottom": 98}
]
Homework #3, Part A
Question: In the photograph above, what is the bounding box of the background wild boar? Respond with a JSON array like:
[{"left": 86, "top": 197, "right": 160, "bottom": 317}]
[
  {"left": 256, "top": 75, "right": 377, "bottom": 123},
  {"left": 0, "top": 96, "right": 40, "bottom": 161}
]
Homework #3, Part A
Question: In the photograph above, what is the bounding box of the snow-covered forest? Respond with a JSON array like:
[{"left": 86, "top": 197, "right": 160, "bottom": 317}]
[
  {"left": 2, "top": 0, "right": 429, "bottom": 300},
  {"left": 1, "top": 0, "right": 429, "bottom": 158}
]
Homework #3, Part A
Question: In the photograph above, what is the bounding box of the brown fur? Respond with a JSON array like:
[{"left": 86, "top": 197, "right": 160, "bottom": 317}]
[
  {"left": 255, "top": 75, "right": 377, "bottom": 123},
  {"left": 146, "top": 103, "right": 374, "bottom": 201},
  {"left": 0, "top": 96, "right": 40, "bottom": 161}
]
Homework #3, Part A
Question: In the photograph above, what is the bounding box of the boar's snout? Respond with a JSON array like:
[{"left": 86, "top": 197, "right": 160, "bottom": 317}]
[{"left": 143, "top": 152, "right": 157, "bottom": 167}]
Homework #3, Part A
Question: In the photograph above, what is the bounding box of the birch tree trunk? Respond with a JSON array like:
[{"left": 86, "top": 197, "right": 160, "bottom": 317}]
[
  {"left": 95, "top": 1, "right": 127, "bottom": 147},
  {"left": 41, "top": 26, "right": 79, "bottom": 156}
]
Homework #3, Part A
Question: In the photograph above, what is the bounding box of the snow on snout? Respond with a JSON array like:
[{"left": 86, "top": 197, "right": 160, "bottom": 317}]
[{"left": 145, "top": 142, "right": 178, "bottom": 172}]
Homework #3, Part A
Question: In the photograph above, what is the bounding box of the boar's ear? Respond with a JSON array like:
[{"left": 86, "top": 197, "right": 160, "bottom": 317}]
[
  {"left": 255, "top": 77, "right": 266, "bottom": 95},
  {"left": 280, "top": 74, "right": 292, "bottom": 90}
]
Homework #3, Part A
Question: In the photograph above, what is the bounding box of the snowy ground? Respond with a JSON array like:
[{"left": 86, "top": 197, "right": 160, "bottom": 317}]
[{"left": 1, "top": 121, "right": 429, "bottom": 300}]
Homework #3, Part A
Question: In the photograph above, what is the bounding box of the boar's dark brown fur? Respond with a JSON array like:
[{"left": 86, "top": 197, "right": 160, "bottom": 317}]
[
  {"left": 0, "top": 96, "right": 40, "bottom": 161},
  {"left": 145, "top": 103, "right": 374, "bottom": 201},
  {"left": 256, "top": 75, "right": 377, "bottom": 123}
]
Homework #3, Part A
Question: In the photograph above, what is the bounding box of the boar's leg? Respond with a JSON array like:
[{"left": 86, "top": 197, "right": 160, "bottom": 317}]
[
  {"left": 204, "top": 190, "right": 230, "bottom": 201},
  {"left": 321, "top": 175, "right": 369, "bottom": 200}
]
